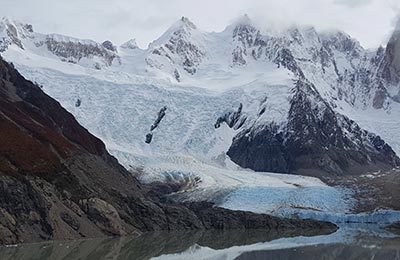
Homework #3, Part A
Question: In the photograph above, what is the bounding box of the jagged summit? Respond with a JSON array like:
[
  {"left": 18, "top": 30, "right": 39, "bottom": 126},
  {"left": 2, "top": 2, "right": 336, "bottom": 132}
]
[
  {"left": 0, "top": 15, "right": 397, "bottom": 107},
  {"left": 146, "top": 16, "right": 206, "bottom": 76},
  {"left": 120, "top": 38, "right": 139, "bottom": 49},
  {"left": 160, "top": 16, "right": 198, "bottom": 38},
  {"left": 0, "top": 17, "right": 34, "bottom": 37},
  {"left": 0, "top": 17, "right": 33, "bottom": 30},
  {"left": 0, "top": 18, "right": 119, "bottom": 68},
  {"left": 223, "top": 14, "right": 257, "bottom": 34},
  {"left": 0, "top": 17, "right": 34, "bottom": 51},
  {"left": 178, "top": 16, "right": 197, "bottom": 30},
  {"left": 149, "top": 16, "right": 199, "bottom": 48}
]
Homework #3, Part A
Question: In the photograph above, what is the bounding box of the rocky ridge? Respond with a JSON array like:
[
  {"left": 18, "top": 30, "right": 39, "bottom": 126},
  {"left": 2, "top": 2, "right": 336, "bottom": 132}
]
[
  {"left": 0, "top": 18, "right": 119, "bottom": 69},
  {"left": 1, "top": 15, "right": 400, "bottom": 178}
]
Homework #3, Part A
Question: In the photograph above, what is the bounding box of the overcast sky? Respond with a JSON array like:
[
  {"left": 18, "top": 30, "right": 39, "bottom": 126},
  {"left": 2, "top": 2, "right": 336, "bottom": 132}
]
[{"left": 1, "top": 0, "right": 400, "bottom": 49}]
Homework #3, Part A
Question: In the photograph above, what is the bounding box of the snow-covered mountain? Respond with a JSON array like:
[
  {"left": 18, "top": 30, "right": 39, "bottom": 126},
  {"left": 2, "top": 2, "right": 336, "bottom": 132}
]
[
  {"left": 0, "top": 16, "right": 400, "bottom": 221},
  {"left": 1, "top": 16, "right": 399, "bottom": 176},
  {"left": 0, "top": 17, "right": 120, "bottom": 69},
  {"left": 1, "top": 16, "right": 400, "bottom": 217},
  {"left": 146, "top": 16, "right": 206, "bottom": 78}
]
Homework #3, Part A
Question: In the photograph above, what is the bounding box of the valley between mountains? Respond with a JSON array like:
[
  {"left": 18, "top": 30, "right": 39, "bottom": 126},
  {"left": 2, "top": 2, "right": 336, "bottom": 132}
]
[{"left": 1, "top": 14, "right": 400, "bottom": 237}]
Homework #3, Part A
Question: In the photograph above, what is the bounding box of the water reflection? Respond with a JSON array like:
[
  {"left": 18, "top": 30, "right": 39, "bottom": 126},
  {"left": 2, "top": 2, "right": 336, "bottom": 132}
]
[
  {"left": 237, "top": 238, "right": 400, "bottom": 260},
  {"left": 0, "top": 229, "right": 305, "bottom": 260},
  {"left": 0, "top": 227, "right": 399, "bottom": 260}
]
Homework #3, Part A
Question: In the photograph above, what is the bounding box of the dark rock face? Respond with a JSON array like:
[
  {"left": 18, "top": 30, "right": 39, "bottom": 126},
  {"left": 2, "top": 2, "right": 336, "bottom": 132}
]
[
  {"left": 75, "top": 98, "right": 81, "bottom": 107},
  {"left": 150, "top": 106, "right": 167, "bottom": 131},
  {"left": 101, "top": 40, "right": 116, "bottom": 52},
  {"left": 0, "top": 57, "right": 336, "bottom": 244},
  {"left": 174, "top": 69, "right": 181, "bottom": 82},
  {"left": 146, "top": 106, "right": 167, "bottom": 144},
  {"left": 372, "top": 83, "right": 388, "bottom": 109},
  {"left": 232, "top": 23, "right": 260, "bottom": 66},
  {"left": 227, "top": 125, "right": 289, "bottom": 173},
  {"left": 380, "top": 28, "right": 400, "bottom": 85},
  {"left": 274, "top": 48, "right": 305, "bottom": 78},
  {"left": 145, "top": 133, "right": 153, "bottom": 144},
  {"left": 227, "top": 80, "right": 400, "bottom": 176},
  {"left": 215, "top": 103, "right": 246, "bottom": 129},
  {"left": 41, "top": 36, "right": 118, "bottom": 66}
]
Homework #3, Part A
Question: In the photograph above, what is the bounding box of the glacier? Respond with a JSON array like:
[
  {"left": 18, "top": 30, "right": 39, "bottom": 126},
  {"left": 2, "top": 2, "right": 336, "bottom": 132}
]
[{"left": 2, "top": 15, "right": 400, "bottom": 225}]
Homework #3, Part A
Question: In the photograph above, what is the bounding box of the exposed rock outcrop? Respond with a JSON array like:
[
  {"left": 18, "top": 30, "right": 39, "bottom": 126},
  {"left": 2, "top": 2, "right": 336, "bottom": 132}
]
[
  {"left": 120, "top": 39, "right": 139, "bottom": 50},
  {"left": 215, "top": 103, "right": 246, "bottom": 129},
  {"left": 227, "top": 80, "right": 400, "bottom": 176},
  {"left": 146, "top": 106, "right": 167, "bottom": 144},
  {"left": 0, "top": 18, "right": 120, "bottom": 68},
  {"left": 380, "top": 21, "right": 400, "bottom": 85},
  {"left": 146, "top": 17, "right": 205, "bottom": 77},
  {"left": 41, "top": 35, "right": 118, "bottom": 66},
  {"left": 102, "top": 40, "right": 117, "bottom": 52}
]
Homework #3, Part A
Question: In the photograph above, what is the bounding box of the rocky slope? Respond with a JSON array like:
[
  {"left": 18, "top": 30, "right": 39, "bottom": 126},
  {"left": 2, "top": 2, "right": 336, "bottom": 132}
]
[
  {"left": 379, "top": 19, "right": 400, "bottom": 99},
  {"left": 0, "top": 55, "right": 180, "bottom": 244},
  {"left": 0, "top": 56, "right": 337, "bottom": 244},
  {"left": 226, "top": 79, "right": 399, "bottom": 176}
]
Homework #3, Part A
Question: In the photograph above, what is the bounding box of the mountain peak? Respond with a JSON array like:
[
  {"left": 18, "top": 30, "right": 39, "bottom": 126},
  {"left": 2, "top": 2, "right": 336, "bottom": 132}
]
[
  {"left": 0, "top": 17, "right": 34, "bottom": 51},
  {"left": 227, "top": 14, "right": 255, "bottom": 29},
  {"left": 149, "top": 16, "right": 199, "bottom": 49},
  {"left": 120, "top": 38, "right": 139, "bottom": 49},
  {"left": 224, "top": 14, "right": 257, "bottom": 34},
  {"left": 235, "top": 14, "right": 252, "bottom": 26},
  {"left": 172, "top": 16, "right": 197, "bottom": 31},
  {"left": 0, "top": 17, "right": 15, "bottom": 26},
  {"left": 0, "top": 17, "right": 34, "bottom": 33}
]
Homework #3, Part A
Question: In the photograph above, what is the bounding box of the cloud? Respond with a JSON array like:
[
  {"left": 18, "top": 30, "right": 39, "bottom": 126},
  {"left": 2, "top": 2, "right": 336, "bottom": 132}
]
[
  {"left": 333, "top": 0, "right": 374, "bottom": 8},
  {"left": 0, "top": 0, "right": 399, "bottom": 49}
]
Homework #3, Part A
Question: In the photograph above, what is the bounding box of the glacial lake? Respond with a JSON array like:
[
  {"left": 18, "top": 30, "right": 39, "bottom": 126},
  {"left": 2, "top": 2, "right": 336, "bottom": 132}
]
[{"left": 1, "top": 224, "right": 399, "bottom": 260}]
